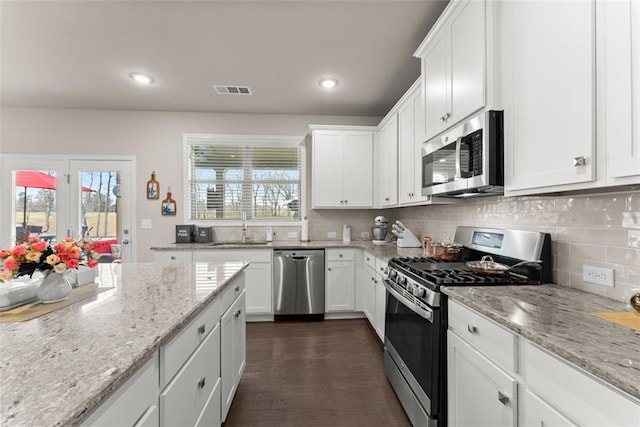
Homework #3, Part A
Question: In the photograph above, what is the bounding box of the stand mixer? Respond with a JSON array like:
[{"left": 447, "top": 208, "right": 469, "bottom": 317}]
[{"left": 371, "top": 216, "right": 389, "bottom": 243}]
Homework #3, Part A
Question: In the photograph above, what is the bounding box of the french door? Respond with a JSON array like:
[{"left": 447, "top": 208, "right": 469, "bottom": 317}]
[{"left": 0, "top": 156, "right": 135, "bottom": 262}]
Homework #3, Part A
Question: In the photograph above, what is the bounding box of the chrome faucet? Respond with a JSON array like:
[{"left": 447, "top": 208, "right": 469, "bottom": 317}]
[{"left": 241, "top": 212, "right": 248, "bottom": 242}]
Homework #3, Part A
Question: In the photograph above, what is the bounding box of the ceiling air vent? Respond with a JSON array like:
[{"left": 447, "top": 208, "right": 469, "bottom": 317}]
[{"left": 213, "top": 85, "right": 252, "bottom": 95}]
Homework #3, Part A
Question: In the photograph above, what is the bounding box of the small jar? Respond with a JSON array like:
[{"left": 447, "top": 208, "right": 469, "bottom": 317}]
[{"left": 423, "top": 236, "right": 432, "bottom": 257}]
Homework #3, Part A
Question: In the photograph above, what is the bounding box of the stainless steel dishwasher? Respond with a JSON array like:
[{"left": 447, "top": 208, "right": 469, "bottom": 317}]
[{"left": 273, "top": 249, "right": 325, "bottom": 321}]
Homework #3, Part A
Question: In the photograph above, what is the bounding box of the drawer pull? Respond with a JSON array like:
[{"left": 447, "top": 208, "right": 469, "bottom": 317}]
[
  {"left": 339, "top": 254, "right": 343, "bottom": 258},
  {"left": 198, "top": 377, "right": 206, "bottom": 389},
  {"left": 170, "top": 256, "right": 176, "bottom": 260},
  {"left": 235, "top": 286, "right": 240, "bottom": 292},
  {"left": 235, "top": 309, "right": 242, "bottom": 318},
  {"left": 467, "top": 325, "right": 477, "bottom": 334},
  {"left": 498, "top": 391, "right": 509, "bottom": 405},
  {"left": 197, "top": 324, "right": 206, "bottom": 335}
]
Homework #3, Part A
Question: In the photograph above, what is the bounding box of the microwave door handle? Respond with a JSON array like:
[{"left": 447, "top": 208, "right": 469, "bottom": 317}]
[{"left": 455, "top": 136, "right": 463, "bottom": 179}]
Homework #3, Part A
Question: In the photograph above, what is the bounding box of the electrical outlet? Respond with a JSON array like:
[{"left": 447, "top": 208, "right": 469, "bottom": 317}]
[
  {"left": 288, "top": 231, "right": 298, "bottom": 239},
  {"left": 361, "top": 231, "right": 370, "bottom": 239},
  {"left": 583, "top": 265, "right": 615, "bottom": 287},
  {"left": 327, "top": 231, "right": 337, "bottom": 238}
]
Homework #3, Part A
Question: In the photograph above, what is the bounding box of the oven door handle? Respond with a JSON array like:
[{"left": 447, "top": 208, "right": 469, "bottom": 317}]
[{"left": 384, "top": 279, "right": 433, "bottom": 323}]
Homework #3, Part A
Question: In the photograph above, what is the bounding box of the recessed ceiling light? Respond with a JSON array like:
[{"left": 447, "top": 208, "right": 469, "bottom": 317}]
[
  {"left": 319, "top": 78, "right": 338, "bottom": 89},
  {"left": 129, "top": 72, "right": 154, "bottom": 84}
]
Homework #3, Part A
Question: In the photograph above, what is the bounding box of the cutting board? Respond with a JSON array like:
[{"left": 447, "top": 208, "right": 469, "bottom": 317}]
[
  {"left": 0, "top": 284, "right": 112, "bottom": 323},
  {"left": 592, "top": 311, "right": 640, "bottom": 332}
]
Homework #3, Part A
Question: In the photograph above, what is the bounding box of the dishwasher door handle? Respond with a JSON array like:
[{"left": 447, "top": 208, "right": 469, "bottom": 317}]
[{"left": 289, "top": 255, "right": 309, "bottom": 261}]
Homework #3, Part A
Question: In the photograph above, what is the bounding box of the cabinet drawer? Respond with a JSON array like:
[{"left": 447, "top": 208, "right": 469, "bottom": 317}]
[
  {"left": 193, "top": 249, "right": 271, "bottom": 263},
  {"left": 160, "top": 297, "right": 221, "bottom": 388},
  {"left": 221, "top": 274, "right": 246, "bottom": 314},
  {"left": 448, "top": 300, "right": 517, "bottom": 372},
  {"left": 522, "top": 340, "right": 640, "bottom": 427},
  {"left": 363, "top": 252, "right": 376, "bottom": 270},
  {"left": 194, "top": 377, "right": 221, "bottom": 427},
  {"left": 326, "top": 249, "right": 356, "bottom": 262},
  {"left": 154, "top": 251, "right": 192, "bottom": 262},
  {"left": 160, "top": 324, "right": 221, "bottom": 427},
  {"left": 375, "top": 258, "right": 388, "bottom": 275}
]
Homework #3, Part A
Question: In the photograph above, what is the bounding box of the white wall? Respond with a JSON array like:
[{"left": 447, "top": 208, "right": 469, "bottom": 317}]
[{"left": 0, "top": 107, "right": 380, "bottom": 261}]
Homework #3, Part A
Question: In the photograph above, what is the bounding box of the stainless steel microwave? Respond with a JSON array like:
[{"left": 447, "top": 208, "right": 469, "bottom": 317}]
[{"left": 421, "top": 110, "right": 504, "bottom": 198}]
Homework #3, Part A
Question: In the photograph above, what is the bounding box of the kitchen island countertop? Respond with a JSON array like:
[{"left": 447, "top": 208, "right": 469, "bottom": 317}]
[
  {"left": 443, "top": 285, "right": 640, "bottom": 402},
  {"left": 0, "top": 261, "right": 247, "bottom": 426}
]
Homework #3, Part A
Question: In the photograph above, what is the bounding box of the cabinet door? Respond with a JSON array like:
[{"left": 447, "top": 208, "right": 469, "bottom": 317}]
[
  {"left": 374, "top": 273, "right": 386, "bottom": 341},
  {"left": 603, "top": 0, "right": 640, "bottom": 182},
  {"left": 221, "top": 290, "right": 246, "bottom": 421},
  {"left": 244, "top": 262, "right": 272, "bottom": 315},
  {"left": 398, "top": 100, "right": 416, "bottom": 204},
  {"left": 448, "top": 331, "right": 517, "bottom": 427},
  {"left": 325, "top": 261, "right": 355, "bottom": 311},
  {"left": 521, "top": 389, "right": 577, "bottom": 427},
  {"left": 449, "top": 0, "right": 485, "bottom": 124},
  {"left": 379, "top": 117, "right": 398, "bottom": 207},
  {"left": 362, "top": 266, "right": 376, "bottom": 325},
  {"left": 501, "top": 0, "right": 596, "bottom": 192},
  {"left": 312, "top": 130, "right": 344, "bottom": 207},
  {"left": 422, "top": 33, "right": 449, "bottom": 140},
  {"left": 343, "top": 131, "right": 374, "bottom": 207}
]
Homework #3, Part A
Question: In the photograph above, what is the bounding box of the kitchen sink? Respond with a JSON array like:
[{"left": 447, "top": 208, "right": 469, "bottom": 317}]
[{"left": 209, "top": 241, "right": 269, "bottom": 246}]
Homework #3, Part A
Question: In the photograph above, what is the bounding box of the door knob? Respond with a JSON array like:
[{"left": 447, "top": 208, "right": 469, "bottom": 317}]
[{"left": 121, "top": 239, "right": 130, "bottom": 245}]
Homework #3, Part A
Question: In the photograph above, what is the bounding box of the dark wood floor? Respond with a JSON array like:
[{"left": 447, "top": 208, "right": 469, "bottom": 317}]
[{"left": 224, "top": 319, "right": 411, "bottom": 427}]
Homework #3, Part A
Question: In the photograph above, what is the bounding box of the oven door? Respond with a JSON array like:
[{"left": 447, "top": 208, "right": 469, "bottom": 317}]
[{"left": 384, "top": 280, "right": 441, "bottom": 417}]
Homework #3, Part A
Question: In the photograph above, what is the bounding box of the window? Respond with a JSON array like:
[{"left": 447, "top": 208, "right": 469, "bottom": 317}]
[{"left": 185, "top": 135, "right": 304, "bottom": 222}]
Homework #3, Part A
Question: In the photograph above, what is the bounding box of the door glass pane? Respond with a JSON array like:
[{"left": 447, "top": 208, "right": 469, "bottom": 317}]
[
  {"left": 13, "top": 170, "right": 58, "bottom": 244},
  {"left": 77, "top": 170, "right": 120, "bottom": 261}
]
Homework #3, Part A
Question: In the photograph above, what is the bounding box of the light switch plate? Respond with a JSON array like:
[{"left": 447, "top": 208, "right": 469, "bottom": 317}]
[
  {"left": 361, "top": 231, "right": 370, "bottom": 239},
  {"left": 327, "top": 231, "right": 337, "bottom": 238},
  {"left": 288, "top": 231, "right": 298, "bottom": 239},
  {"left": 141, "top": 219, "right": 152, "bottom": 229}
]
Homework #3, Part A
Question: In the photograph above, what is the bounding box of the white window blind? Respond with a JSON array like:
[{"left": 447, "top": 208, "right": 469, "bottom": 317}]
[{"left": 187, "top": 138, "right": 302, "bottom": 221}]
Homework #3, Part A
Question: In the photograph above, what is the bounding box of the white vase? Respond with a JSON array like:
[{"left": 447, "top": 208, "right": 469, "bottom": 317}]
[{"left": 37, "top": 272, "right": 73, "bottom": 303}]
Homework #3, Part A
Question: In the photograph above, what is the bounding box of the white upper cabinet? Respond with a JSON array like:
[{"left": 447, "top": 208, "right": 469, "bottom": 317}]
[
  {"left": 378, "top": 114, "right": 398, "bottom": 207},
  {"left": 415, "top": 0, "right": 486, "bottom": 141},
  {"left": 602, "top": 0, "right": 640, "bottom": 185},
  {"left": 499, "top": 0, "right": 596, "bottom": 194},
  {"left": 311, "top": 126, "right": 375, "bottom": 209}
]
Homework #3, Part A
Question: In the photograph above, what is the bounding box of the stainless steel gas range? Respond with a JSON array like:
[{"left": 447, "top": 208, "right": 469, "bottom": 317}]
[{"left": 382, "top": 226, "right": 552, "bottom": 427}]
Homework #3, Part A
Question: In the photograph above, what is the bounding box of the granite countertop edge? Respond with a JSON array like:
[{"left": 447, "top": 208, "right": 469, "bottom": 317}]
[
  {"left": 442, "top": 285, "right": 640, "bottom": 402},
  {"left": 68, "top": 263, "right": 249, "bottom": 426}
]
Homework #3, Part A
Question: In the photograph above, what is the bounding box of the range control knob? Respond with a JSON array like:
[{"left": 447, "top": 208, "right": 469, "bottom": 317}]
[
  {"left": 388, "top": 270, "right": 397, "bottom": 280},
  {"left": 414, "top": 286, "right": 426, "bottom": 298},
  {"left": 397, "top": 276, "right": 407, "bottom": 287}
]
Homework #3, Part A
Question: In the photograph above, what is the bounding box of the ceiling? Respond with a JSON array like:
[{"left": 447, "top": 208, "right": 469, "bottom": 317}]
[{"left": 1, "top": 1, "right": 449, "bottom": 117}]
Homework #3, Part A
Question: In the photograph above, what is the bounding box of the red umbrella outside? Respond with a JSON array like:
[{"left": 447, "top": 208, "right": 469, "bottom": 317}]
[{"left": 15, "top": 171, "right": 95, "bottom": 229}]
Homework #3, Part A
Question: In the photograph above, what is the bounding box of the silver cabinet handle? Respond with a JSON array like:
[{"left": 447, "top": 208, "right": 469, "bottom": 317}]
[
  {"left": 328, "top": 267, "right": 332, "bottom": 271},
  {"left": 170, "top": 256, "right": 176, "bottom": 260},
  {"left": 339, "top": 254, "right": 343, "bottom": 258},
  {"left": 467, "top": 325, "right": 477, "bottom": 334},
  {"left": 198, "top": 377, "right": 206, "bottom": 389},
  {"left": 197, "top": 324, "right": 205, "bottom": 335},
  {"left": 385, "top": 197, "right": 390, "bottom": 201},
  {"left": 573, "top": 156, "right": 586, "bottom": 166},
  {"left": 498, "top": 391, "right": 509, "bottom": 405},
  {"left": 344, "top": 200, "right": 348, "bottom": 204},
  {"left": 235, "top": 286, "right": 240, "bottom": 292},
  {"left": 234, "top": 309, "right": 242, "bottom": 318}
]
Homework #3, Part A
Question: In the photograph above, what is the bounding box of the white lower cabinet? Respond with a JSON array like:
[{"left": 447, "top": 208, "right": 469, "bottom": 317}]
[
  {"left": 160, "top": 325, "right": 221, "bottom": 427},
  {"left": 325, "top": 249, "right": 356, "bottom": 312},
  {"left": 359, "top": 252, "right": 385, "bottom": 342},
  {"left": 448, "top": 299, "right": 640, "bottom": 427},
  {"left": 81, "top": 353, "right": 160, "bottom": 427},
  {"left": 221, "top": 288, "right": 246, "bottom": 422}
]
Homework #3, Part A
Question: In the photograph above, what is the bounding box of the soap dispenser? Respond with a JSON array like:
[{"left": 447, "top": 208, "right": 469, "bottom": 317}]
[{"left": 342, "top": 224, "right": 351, "bottom": 243}]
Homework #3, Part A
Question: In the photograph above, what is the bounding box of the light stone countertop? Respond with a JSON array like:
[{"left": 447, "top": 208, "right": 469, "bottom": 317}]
[
  {"left": 443, "top": 285, "right": 640, "bottom": 401},
  {"left": 0, "top": 261, "right": 247, "bottom": 427},
  {"left": 150, "top": 239, "right": 424, "bottom": 263}
]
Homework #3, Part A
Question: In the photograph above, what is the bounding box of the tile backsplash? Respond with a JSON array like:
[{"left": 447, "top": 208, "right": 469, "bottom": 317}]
[{"left": 306, "top": 190, "right": 640, "bottom": 303}]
